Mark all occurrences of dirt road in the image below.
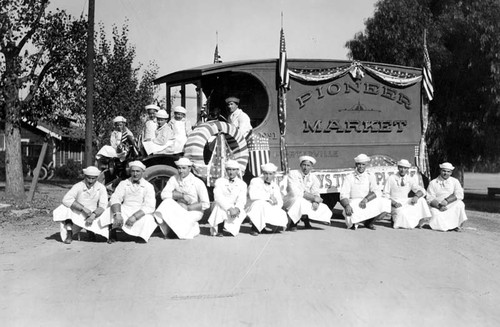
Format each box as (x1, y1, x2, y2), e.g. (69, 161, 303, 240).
(1, 177, 500, 326)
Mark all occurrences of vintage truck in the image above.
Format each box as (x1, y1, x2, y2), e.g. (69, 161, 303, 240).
(136, 59, 426, 206)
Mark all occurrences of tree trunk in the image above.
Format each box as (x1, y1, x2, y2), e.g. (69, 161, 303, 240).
(4, 55, 26, 200)
(453, 164, 465, 187)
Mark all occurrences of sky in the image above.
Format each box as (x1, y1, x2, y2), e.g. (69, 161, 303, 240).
(48, 0, 379, 79)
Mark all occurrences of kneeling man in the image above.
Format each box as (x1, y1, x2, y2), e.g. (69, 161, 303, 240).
(426, 162, 468, 231)
(53, 166, 108, 243)
(339, 154, 391, 230)
(208, 159, 247, 237)
(101, 161, 157, 242)
(245, 163, 288, 236)
(283, 156, 332, 231)
(154, 158, 210, 239)
(383, 159, 431, 229)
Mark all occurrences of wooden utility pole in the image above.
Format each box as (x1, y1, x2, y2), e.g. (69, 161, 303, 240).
(84, 0, 95, 167)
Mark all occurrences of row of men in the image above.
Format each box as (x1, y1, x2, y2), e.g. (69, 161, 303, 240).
(95, 96, 252, 162)
(53, 154, 468, 244)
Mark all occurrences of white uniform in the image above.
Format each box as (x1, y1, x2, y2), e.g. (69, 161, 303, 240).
(142, 119, 157, 141)
(208, 177, 247, 236)
(154, 173, 210, 239)
(426, 176, 468, 231)
(383, 174, 431, 229)
(100, 178, 157, 242)
(96, 128, 134, 161)
(53, 181, 109, 240)
(228, 108, 252, 136)
(143, 123, 174, 155)
(283, 170, 332, 224)
(245, 177, 288, 232)
(168, 119, 192, 154)
(340, 171, 391, 228)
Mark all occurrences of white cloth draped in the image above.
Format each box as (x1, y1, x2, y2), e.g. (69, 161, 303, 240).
(383, 174, 431, 229)
(53, 181, 109, 240)
(426, 176, 467, 231)
(245, 177, 288, 231)
(154, 173, 210, 239)
(100, 178, 157, 242)
(208, 177, 247, 236)
(283, 170, 332, 224)
(342, 198, 391, 228)
(340, 171, 390, 228)
(142, 123, 174, 155)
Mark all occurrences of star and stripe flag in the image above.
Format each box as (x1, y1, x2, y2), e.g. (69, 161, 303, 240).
(277, 21, 290, 173)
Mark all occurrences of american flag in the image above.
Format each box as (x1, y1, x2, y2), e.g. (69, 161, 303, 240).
(247, 134, 270, 177)
(213, 44, 222, 64)
(279, 27, 290, 89)
(278, 22, 290, 172)
(422, 29, 434, 102)
(207, 134, 233, 187)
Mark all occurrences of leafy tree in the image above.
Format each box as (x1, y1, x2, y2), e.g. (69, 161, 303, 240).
(92, 22, 159, 150)
(0, 0, 87, 199)
(345, 0, 500, 179)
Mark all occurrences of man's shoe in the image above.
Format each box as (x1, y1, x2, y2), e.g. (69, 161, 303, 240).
(289, 226, 297, 232)
(349, 224, 358, 230)
(303, 218, 312, 229)
(64, 230, 73, 244)
(215, 232, 223, 237)
(365, 224, 376, 230)
(250, 231, 259, 236)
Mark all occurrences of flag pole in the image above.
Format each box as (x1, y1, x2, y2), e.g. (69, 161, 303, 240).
(278, 13, 289, 173)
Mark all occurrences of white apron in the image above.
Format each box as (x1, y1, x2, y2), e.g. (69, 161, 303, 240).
(428, 200, 468, 231)
(100, 206, 158, 242)
(208, 205, 246, 236)
(342, 197, 391, 228)
(154, 198, 203, 239)
(287, 198, 332, 224)
(246, 200, 288, 232)
(53, 205, 109, 239)
(391, 197, 432, 229)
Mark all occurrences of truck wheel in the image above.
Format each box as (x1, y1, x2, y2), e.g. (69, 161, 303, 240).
(144, 165, 178, 206)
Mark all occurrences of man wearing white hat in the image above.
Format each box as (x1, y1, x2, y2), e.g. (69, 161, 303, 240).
(141, 104, 159, 143)
(100, 161, 157, 242)
(142, 109, 175, 155)
(208, 159, 247, 237)
(339, 154, 391, 230)
(53, 166, 108, 243)
(154, 157, 210, 239)
(383, 159, 431, 229)
(283, 155, 332, 231)
(426, 162, 468, 231)
(167, 106, 192, 154)
(245, 162, 288, 236)
(96, 116, 136, 163)
(226, 96, 252, 137)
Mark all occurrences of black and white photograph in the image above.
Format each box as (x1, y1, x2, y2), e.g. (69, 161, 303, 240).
(1, 0, 499, 326)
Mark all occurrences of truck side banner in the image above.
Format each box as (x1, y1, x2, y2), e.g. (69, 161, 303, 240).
(312, 166, 420, 194)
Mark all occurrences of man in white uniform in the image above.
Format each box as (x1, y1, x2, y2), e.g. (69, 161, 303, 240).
(154, 158, 210, 239)
(283, 155, 332, 231)
(167, 106, 192, 154)
(101, 161, 157, 243)
(208, 160, 247, 237)
(246, 163, 288, 236)
(142, 109, 174, 155)
(95, 116, 136, 162)
(226, 96, 252, 137)
(383, 159, 431, 229)
(53, 166, 108, 243)
(339, 154, 391, 230)
(142, 104, 159, 142)
(426, 162, 468, 231)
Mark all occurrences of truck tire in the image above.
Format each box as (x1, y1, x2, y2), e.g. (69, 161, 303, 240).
(144, 165, 178, 206)
(184, 121, 249, 172)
